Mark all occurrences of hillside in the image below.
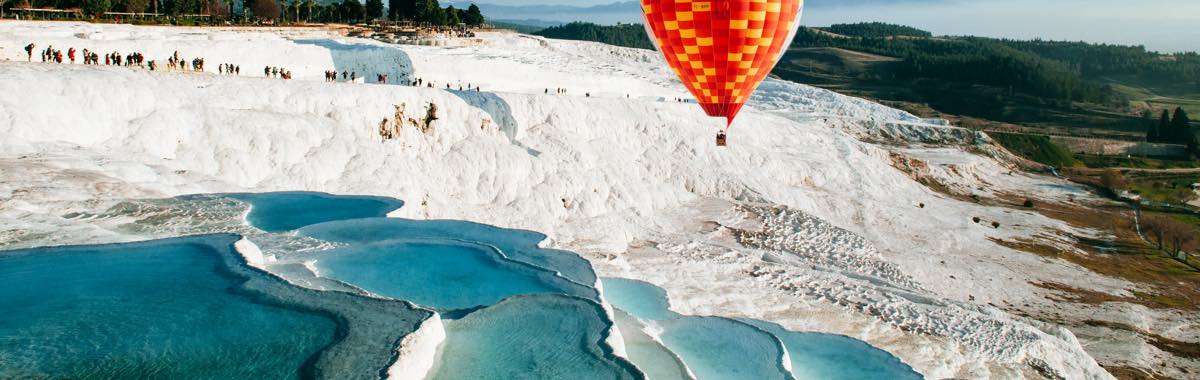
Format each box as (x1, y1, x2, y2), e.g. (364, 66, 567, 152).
(2, 21, 1198, 379)
(776, 23, 1200, 140)
(528, 21, 1200, 142)
(532, 21, 652, 50)
(823, 22, 932, 38)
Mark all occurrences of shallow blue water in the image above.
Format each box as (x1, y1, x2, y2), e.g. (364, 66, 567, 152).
(232, 192, 628, 378)
(316, 240, 583, 310)
(611, 309, 692, 380)
(741, 320, 923, 380)
(0, 236, 337, 379)
(661, 317, 792, 380)
(601, 277, 923, 380)
(600, 278, 788, 379)
(429, 295, 641, 380)
(1, 191, 923, 379)
(601, 277, 675, 321)
(298, 218, 599, 289)
(228, 192, 402, 232)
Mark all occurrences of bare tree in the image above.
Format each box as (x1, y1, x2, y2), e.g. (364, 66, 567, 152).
(1142, 215, 1167, 250)
(1100, 169, 1127, 194)
(1164, 222, 1195, 255)
(1144, 215, 1197, 255)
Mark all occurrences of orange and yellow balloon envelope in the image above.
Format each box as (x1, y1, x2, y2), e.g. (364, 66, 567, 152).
(641, 0, 804, 128)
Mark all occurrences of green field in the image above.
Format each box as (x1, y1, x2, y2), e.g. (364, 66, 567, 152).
(1130, 180, 1197, 204)
(1106, 76, 1200, 119)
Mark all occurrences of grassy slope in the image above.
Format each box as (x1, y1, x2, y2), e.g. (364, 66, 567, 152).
(773, 33, 1198, 139)
(988, 132, 1080, 167)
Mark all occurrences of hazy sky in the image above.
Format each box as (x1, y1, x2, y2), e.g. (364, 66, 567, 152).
(480, 0, 1200, 52)
(802, 0, 1200, 53)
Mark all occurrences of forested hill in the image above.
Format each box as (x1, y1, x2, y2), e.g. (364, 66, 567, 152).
(824, 22, 931, 38)
(779, 23, 1200, 130)
(532, 22, 654, 50)
(789, 26, 1115, 103)
(789, 23, 1200, 100)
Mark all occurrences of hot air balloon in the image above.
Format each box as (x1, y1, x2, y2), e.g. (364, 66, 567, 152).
(640, 0, 804, 145)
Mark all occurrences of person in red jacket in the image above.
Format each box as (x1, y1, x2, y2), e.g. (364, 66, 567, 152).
(68, 48, 76, 64)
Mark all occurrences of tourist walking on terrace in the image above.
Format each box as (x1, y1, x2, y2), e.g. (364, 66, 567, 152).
(25, 43, 34, 61)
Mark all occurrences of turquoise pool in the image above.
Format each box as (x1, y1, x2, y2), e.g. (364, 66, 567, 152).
(0, 192, 923, 379)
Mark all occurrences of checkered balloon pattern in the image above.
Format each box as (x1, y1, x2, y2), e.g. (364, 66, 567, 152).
(641, 0, 804, 128)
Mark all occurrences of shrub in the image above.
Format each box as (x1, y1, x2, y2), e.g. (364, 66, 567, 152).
(992, 221, 1001, 228)
(973, 217, 981, 223)
(1023, 199, 1034, 208)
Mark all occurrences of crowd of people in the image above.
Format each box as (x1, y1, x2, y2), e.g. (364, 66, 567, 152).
(164, 52, 205, 71)
(26, 43, 147, 69)
(80, 49, 101, 65)
(23, 42, 622, 101)
(22, 41, 513, 96)
(265, 66, 292, 79)
(23, 43, 224, 76)
(218, 63, 240, 75)
(113, 52, 146, 66)
(28, 43, 63, 63)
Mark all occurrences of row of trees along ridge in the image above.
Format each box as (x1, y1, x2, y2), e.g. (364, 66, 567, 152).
(4, 0, 484, 26)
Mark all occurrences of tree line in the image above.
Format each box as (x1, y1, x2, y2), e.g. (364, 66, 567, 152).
(823, 22, 931, 38)
(532, 22, 653, 50)
(384, 0, 481, 25)
(994, 39, 1200, 85)
(5, 0, 483, 25)
(790, 27, 1116, 104)
(1145, 107, 1193, 145)
(807, 22, 1200, 86)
